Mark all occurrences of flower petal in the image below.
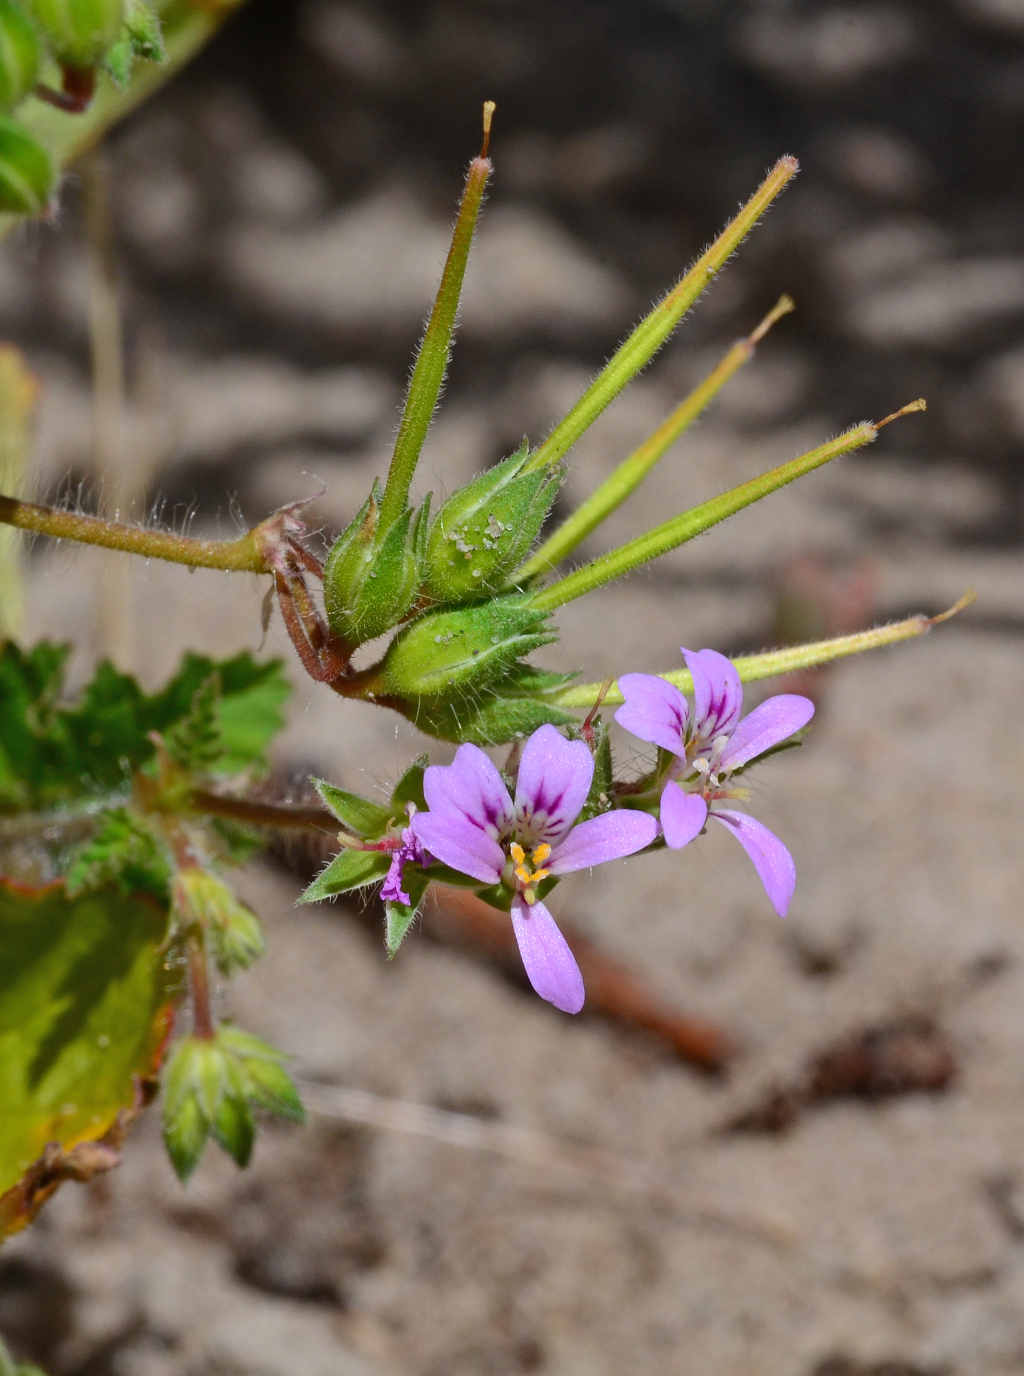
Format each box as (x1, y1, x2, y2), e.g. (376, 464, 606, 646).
(711, 809, 796, 916)
(659, 783, 707, 849)
(681, 647, 743, 742)
(514, 724, 593, 846)
(614, 673, 688, 756)
(548, 809, 658, 874)
(719, 694, 815, 772)
(411, 812, 504, 885)
(422, 743, 514, 839)
(510, 894, 585, 1014)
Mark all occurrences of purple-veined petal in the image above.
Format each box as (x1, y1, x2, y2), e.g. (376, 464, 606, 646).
(510, 894, 585, 1014)
(711, 809, 796, 917)
(547, 809, 658, 874)
(514, 724, 593, 846)
(614, 673, 688, 756)
(659, 782, 707, 849)
(422, 743, 513, 839)
(411, 812, 504, 885)
(719, 694, 815, 771)
(682, 647, 743, 742)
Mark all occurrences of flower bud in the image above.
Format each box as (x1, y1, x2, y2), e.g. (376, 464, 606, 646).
(25, 0, 123, 69)
(379, 597, 555, 702)
(0, 117, 53, 216)
(172, 868, 265, 975)
(162, 1028, 302, 1180)
(423, 446, 559, 603)
(0, 0, 41, 113)
(323, 484, 425, 647)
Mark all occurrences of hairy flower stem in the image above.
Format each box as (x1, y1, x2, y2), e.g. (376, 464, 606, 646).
(552, 592, 975, 710)
(378, 104, 494, 532)
(188, 789, 337, 833)
(530, 411, 926, 614)
(522, 158, 799, 476)
(520, 295, 795, 578)
(0, 493, 274, 571)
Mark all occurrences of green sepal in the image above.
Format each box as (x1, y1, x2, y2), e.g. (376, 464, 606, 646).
(298, 847, 392, 903)
(173, 870, 265, 975)
(217, 1026, 305, 1123)
(384, 865, 430, 958)
(161, 1037, 217, 1181)
(25, 0, 124, 67)
(408, 691, 575, 746)
(0, 116, 53, 217)
(471, 875, 556, 911)
(161, 1028, 304, 1180)
(567, 718, 614, 822)
(389, 755, 428, 814)
(99, 0, 164, 88)
(211, 1057, 255, 1168)
(65, 807, 172, 900)
(313, 778, 391, 838)
(0, 0, 41, 113)
(323, 485, 420, 647)
(423, 445, 559, 603)
(380, 597, 556, 702)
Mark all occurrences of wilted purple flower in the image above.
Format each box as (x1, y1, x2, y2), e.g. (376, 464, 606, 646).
(380, 824, 428, 907)
(614, 648, 814, 916)
(411, 724, 657, 1014)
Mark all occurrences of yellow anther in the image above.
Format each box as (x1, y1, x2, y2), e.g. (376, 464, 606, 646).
(515, 865, 531, 885)
(510, 842, 526, 865)
(532, 843, 551, 864)
(531, 868, 550, 884)
(524, 887, 537, 905)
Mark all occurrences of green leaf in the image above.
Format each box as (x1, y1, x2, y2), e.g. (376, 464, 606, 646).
(65, 807, 172, 900)
(385, 867, 430, 957)
(298, 848, 391, 903)
(0, 644, 290, 811)
(0, 881, 177, 1201)
(313, 779, 391, 837)
(164, 673, 222, 771)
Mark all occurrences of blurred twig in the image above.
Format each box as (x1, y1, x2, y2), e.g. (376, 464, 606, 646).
(298, 1078, 797, 1247)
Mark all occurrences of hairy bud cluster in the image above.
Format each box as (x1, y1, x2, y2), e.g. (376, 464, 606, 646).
(0, 0, 166, 215)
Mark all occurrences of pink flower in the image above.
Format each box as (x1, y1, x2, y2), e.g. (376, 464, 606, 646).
(411, 724, 657, 1013)
(380, 826, 428, 907)
(614, 648, 814, 916)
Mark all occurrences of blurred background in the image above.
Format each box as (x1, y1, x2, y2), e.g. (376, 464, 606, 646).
(1, 0, 1024, 1373)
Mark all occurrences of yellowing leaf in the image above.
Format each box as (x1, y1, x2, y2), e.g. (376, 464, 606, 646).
(0, 881, 178, 1213)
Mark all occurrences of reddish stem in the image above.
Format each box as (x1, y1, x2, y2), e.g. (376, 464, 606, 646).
(187, 933, 216, 1040)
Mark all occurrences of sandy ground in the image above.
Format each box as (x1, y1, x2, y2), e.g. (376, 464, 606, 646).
(2, 404, 1023, 1376)
(3, 6, 1024, 1362)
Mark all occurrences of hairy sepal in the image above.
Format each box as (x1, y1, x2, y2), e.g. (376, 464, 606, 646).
(423, 445, 559, 602)
(323, 485, 420, 647)
(162, 1028, 303, 1181)
(380, 597, 555, 702)
(299, 848, 392, 903)
(385, 866, 430, 958)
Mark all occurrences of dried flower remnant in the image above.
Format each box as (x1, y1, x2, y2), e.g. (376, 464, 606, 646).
(411, 725, 657, 1013)
(380, 821, 428, 908)
(615, 648, 814, 915)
